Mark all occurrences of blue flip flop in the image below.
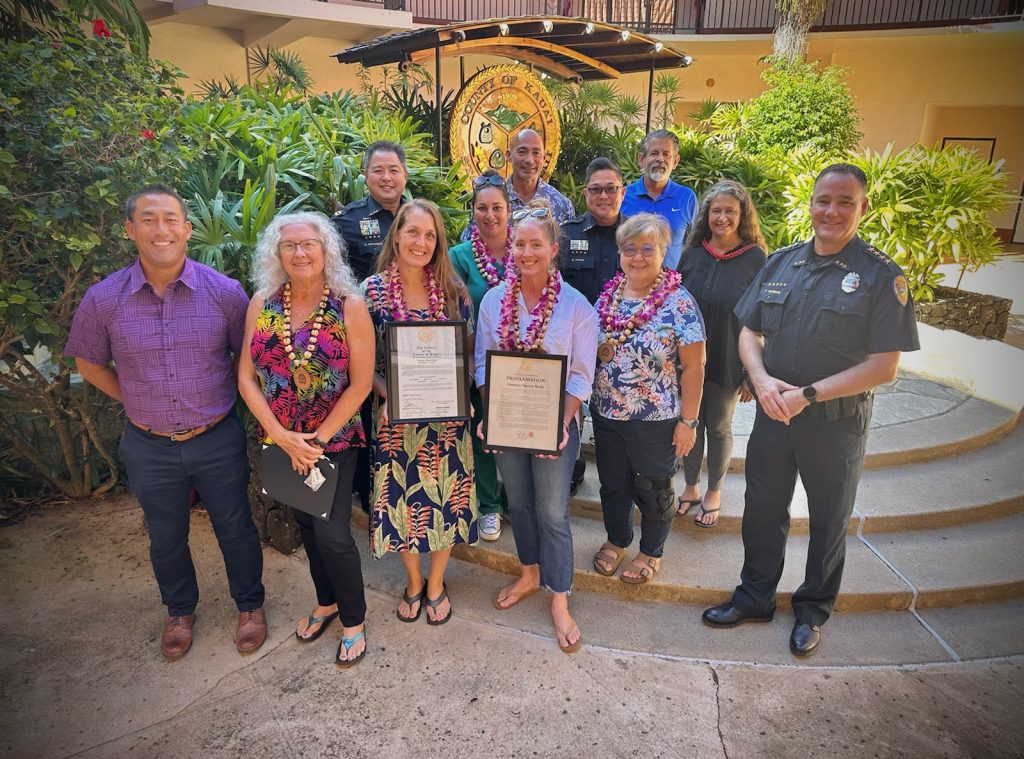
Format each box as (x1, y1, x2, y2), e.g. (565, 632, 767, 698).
(336, 629, 366, 668)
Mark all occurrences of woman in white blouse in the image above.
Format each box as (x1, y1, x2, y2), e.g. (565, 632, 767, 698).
(474, 203, 599, 654)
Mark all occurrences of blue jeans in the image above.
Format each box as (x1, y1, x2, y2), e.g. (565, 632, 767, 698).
(495, 421, 580, 593)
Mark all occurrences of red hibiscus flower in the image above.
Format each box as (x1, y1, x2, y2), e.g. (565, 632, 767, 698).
(92, 19, 112, 38)
(141, 130, 156, 140)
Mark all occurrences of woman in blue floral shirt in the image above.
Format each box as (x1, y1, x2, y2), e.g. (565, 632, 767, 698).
(591, 213, 706, 583)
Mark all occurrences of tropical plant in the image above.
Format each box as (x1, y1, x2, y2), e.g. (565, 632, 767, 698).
(1, 0, 150, 55)
(653, 73, 683, 129)
(736, 59, 861, 156)
(0, 14, 184, 497)
(780, 143, 1014, 301)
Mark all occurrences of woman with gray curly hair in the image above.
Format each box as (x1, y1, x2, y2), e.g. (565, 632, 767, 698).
(238, 210, 375, 668)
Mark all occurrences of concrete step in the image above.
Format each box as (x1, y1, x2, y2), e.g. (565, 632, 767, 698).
(580, 392, 1019, 472)
(404, 510, 1024, 613)
(570, 419, 1024, 535)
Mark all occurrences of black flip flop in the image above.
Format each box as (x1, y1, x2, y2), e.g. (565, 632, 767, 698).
(397, 580, 427, 623)
(295, 610, 339, 642)
(425, 583, 452, 626)
(677, 497, 702, 516)
(694, 505, 720, 528)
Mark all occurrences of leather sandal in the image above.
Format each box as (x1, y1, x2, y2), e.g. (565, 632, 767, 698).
(493, 585, 540, 611)
(677, 497, 702, 516)
(620, 553, 661, 585)
(295, 610, 338, 642)
(397, 580, 427, 622)
(592, 541, 627, 576)
(425, 583, 452, 626)
(336, 629, 366, 668)
(556, 623, 582, 655)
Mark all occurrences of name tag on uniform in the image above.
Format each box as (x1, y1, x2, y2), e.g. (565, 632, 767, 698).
(570, 239, 588, 251)
(359, 218, 381, 237)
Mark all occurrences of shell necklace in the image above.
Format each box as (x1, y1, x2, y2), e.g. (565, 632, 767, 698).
(470, 224, 514, 288)
(498, 267, 561, 352)
(282, 282, 330, 392)
(386, 262, 447, 321)
(595, 268, 681, 363)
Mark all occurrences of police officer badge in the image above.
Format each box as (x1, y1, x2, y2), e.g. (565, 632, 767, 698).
(841, 272, 860, 293)
(359, 218, 381, 237)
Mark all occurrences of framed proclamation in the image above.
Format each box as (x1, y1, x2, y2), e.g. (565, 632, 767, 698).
(385, 321, 470, 424)
(483, 350, 567, 455)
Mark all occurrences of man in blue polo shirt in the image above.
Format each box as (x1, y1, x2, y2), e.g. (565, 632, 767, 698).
(621, 129, 698, 269)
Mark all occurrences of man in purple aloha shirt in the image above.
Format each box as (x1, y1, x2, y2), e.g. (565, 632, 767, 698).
(65, 184, 267, 661)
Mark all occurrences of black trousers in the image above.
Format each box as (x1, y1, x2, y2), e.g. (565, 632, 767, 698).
(291, 448, 367, 627)
(352, 399, 374, 513)
(731, 398, 872, 626)
(119, 412, 265, 617)
(592, 412, 678, 558)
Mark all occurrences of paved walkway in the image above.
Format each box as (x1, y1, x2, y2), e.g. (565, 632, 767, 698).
(1, 495, 1021, 759)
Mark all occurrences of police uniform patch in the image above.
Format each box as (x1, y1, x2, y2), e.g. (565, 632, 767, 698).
(841, 272, 860, 293)
(570, 239, 588, 251)
(359, 218, 381, 237)
(893, 275, 909, 306)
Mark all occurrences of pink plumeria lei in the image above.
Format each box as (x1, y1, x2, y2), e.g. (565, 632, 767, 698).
(498, 267, 561, 352)
(470, 224, 514, 288)
(596, 268, 681, 336)
(385, 262, 447, 321)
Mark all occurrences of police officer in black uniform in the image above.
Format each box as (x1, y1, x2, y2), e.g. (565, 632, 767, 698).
(332, 140, 408, 282)
(332, 140, 409, 512)
(559, 157, 627, 304)
(702, 164, 920, 657)
(558, 157, 627, 493)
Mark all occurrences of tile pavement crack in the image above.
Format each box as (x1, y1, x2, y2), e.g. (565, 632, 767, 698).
(709, 664, 729, 759)
(59, 634, 294, 759)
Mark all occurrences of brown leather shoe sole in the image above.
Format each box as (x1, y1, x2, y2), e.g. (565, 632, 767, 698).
(235, 609, 267, 654)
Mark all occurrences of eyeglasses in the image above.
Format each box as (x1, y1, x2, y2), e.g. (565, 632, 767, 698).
(620, 244, 659, 258)
(512, 208, 551, 221)
(279, 239, 322, 255)
(472, 174, 505, 189)
(585, 184, 622, 196)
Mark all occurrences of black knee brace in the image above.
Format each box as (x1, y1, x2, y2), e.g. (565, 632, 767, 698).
(633, 473, 676, 522)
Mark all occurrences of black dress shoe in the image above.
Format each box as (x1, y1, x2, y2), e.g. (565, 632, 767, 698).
(790, 622, 821, 656)
(702, 603, 774, 628)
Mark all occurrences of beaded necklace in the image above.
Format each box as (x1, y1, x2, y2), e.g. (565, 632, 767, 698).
(498, 267, 561, 352)
(702, 239, 758, 261)
(385, 262, 447, 321)
(595, 268, 681, 363)
(282, 282, 330, 392)
(470, 224, 514, 288)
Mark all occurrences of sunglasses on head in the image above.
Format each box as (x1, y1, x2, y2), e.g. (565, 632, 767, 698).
(512, 208, 551, 221)
(472, 174, 505, 189)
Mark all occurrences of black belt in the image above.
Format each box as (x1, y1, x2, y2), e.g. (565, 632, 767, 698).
(802, 392, 872, 421)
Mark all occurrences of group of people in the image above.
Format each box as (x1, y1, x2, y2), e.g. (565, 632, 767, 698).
(65, 125, 918, 667)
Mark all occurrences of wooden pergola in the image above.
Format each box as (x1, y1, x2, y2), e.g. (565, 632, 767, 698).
(333, 16, 693, 162)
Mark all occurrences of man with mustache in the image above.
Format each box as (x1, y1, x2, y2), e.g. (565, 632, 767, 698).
(621, 130, 697, 270)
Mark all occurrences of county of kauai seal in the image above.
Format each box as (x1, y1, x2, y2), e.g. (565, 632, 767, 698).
(449, 65, 561, 188)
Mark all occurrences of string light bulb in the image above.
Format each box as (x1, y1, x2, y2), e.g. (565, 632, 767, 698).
(542, 19, 553, 32)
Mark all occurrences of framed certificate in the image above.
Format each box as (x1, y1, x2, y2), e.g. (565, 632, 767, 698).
(385, 320, 470, 424)
(483, 350, 567, 455)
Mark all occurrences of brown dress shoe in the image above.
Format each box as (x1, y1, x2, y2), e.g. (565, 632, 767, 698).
(161, 614, 196, 661)
(235, 608, 267, 654)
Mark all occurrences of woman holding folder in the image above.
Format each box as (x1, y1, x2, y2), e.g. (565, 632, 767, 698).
(474, 201, 599, 654)
(239, 211, 374, 668)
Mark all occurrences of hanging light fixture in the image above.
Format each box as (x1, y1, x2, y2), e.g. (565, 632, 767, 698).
(583, 22, 594, 34)
(542, 19, 553, 33)
(499, 23, 510, 36)
(620, 29, 631, 42)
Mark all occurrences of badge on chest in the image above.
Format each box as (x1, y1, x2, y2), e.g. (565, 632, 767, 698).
(359, 218, 381, 237)
(841, 272, 860, 293)
(570, 239, 588, 251)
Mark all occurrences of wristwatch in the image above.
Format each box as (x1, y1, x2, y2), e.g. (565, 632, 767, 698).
(802, 385, 818, 404)
(678, 417, 699, 429)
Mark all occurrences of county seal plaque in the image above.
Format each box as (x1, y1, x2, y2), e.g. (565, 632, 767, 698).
(449, 64, 561, 188)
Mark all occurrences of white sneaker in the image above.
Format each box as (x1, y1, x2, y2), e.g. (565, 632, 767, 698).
(479, 513, 501, 541)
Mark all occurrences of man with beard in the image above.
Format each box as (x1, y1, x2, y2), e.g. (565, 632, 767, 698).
(621, 129, 697, 270)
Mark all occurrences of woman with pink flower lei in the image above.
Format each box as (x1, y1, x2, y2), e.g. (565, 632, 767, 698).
(474, 202, 598, 654)
(590, 213, 706, 584)
(447, 170, 514, 542)
(362, 199, 477, 626)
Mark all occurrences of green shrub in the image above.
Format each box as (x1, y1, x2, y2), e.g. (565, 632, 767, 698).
(0, 15, 184, 497)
